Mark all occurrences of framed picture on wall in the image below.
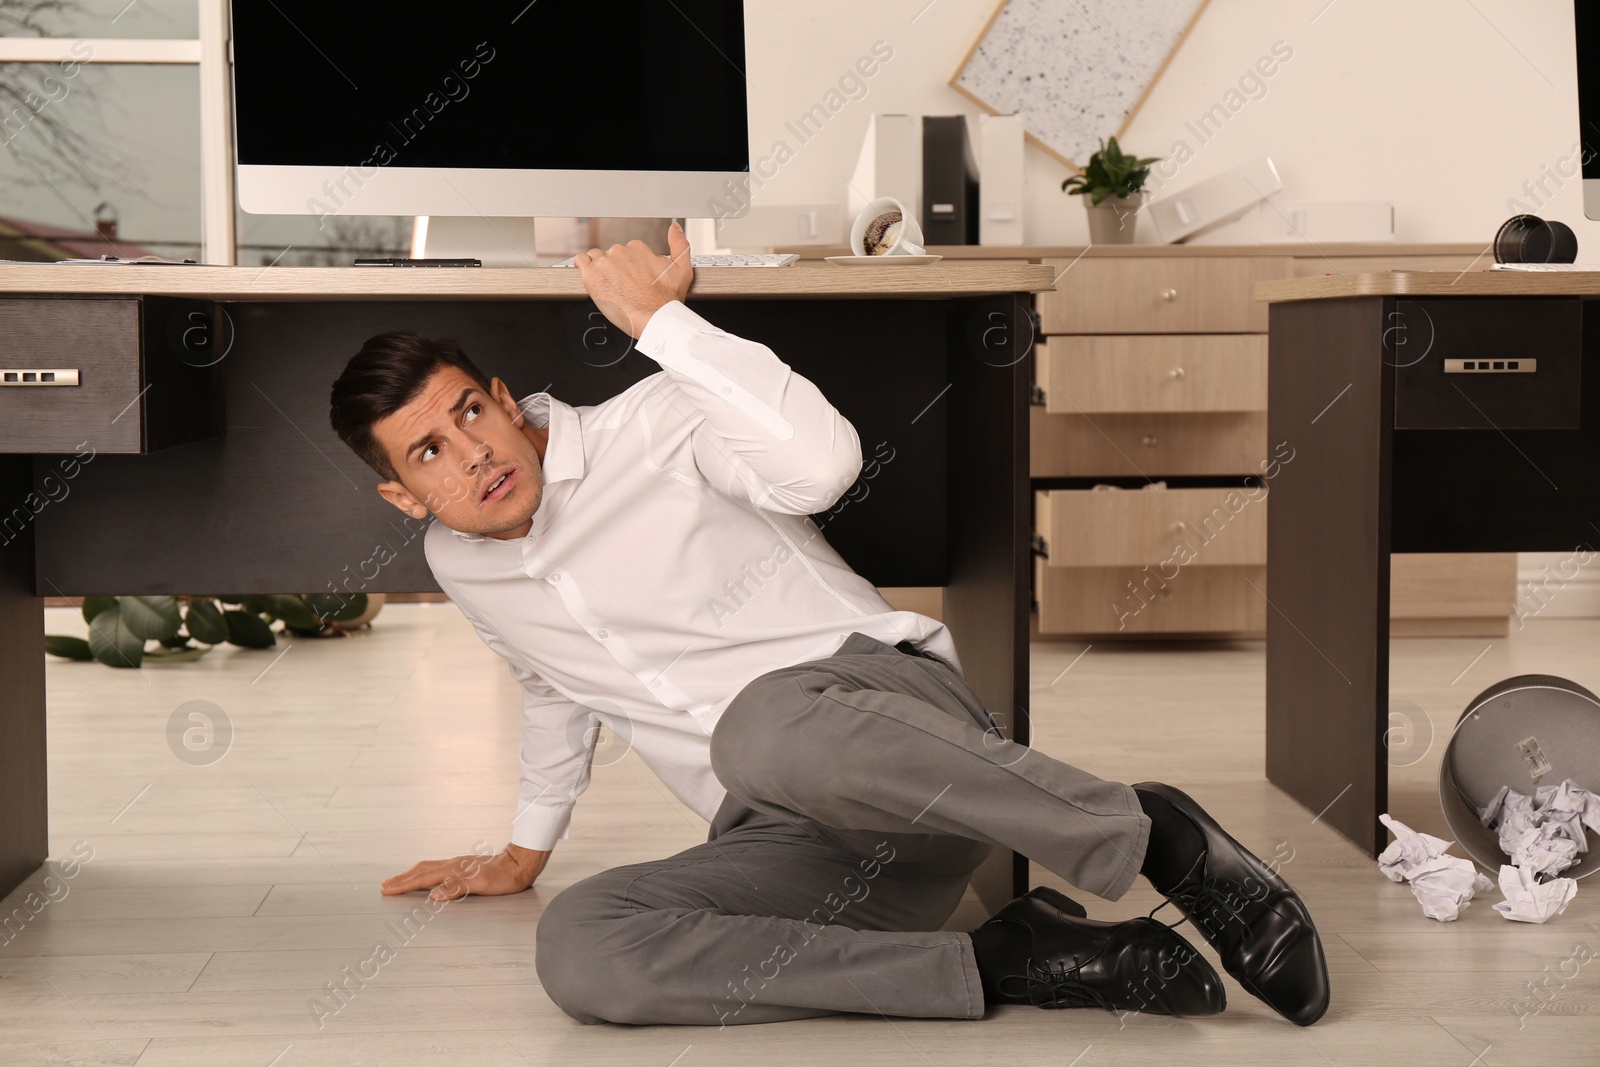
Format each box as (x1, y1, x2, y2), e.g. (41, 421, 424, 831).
(950, 0, 1211, 171)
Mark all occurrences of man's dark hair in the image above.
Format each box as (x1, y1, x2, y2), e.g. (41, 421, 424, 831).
(329, 331, 495, 483)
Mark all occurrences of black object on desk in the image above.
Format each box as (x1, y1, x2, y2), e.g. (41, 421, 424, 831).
(353, 257, 483, 267)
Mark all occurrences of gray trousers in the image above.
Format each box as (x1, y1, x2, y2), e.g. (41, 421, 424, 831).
(534, 631, 1151, 1025)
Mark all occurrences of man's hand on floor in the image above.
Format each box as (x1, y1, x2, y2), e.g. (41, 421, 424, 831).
(380, 841, 550, 900)
(572, 220, 693, 339)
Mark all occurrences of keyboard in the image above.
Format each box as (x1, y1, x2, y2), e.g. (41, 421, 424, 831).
(1489, 263, 1600, 271)
(548, 252, 799, 268)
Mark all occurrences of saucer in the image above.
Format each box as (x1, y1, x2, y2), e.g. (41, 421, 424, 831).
(824, 254, 944, 266)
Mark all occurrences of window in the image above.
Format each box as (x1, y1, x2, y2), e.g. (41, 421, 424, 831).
(0, 61, 201, 260)
(0, 0, 412, 265)
(10, 0, 200, 39)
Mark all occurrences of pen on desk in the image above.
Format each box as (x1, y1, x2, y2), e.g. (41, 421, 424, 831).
(353, 257, 483, 267)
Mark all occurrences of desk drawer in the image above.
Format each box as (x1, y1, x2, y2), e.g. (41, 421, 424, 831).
(1038, 256, 1290, 334)
(1390, 553, 1516, 636)
(1390, 297, 1582, 430)
(1031, 406, 1267, 477)
(0, 297, 224, 454)
(1034, 557, 1267, 635)
(1036, 335, 1267, 414)
(1036, 487, 1267, 568)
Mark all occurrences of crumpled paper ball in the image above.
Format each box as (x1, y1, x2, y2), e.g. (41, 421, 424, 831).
(1406, 855, 1494, 922)
(1378, 813, 1454, 882)
(1378, 814, 1493, 921)
(1479, 779, 1600, 879)
(1492, 863, 1576, 923)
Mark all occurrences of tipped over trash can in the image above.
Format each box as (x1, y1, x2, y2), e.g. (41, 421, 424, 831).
(1437, 674, 1600, 879)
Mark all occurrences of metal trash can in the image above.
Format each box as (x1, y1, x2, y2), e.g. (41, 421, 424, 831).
(1437, 674, 1600, 879)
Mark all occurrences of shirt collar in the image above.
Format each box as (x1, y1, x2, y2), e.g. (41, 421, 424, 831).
(449, 392, 583, 543)
(520, 392, 585, 485)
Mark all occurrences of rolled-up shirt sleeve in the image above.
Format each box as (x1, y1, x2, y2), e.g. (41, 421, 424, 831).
(636, 298, 863, 514)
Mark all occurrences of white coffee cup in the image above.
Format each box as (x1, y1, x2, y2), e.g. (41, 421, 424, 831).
(850, 196, 926, 257)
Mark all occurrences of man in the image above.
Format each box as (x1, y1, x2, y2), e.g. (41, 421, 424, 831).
(328, 222, 1330, 1027)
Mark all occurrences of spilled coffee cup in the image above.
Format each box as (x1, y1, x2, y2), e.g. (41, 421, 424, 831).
(850, 196, 926, 257)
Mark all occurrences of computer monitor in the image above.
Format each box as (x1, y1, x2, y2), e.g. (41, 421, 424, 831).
(1578, 1, 1600, 219)
(231, 1, 751, 220)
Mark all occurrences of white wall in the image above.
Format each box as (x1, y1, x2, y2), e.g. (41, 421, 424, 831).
(743, 0, 1590, 247)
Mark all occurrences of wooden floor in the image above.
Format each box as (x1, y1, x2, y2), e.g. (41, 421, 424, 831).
(3, 604, 1597, 1065)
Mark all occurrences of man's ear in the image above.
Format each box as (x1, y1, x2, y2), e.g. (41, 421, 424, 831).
(377, 479, 430, 519)
(490, 376, 524, 425)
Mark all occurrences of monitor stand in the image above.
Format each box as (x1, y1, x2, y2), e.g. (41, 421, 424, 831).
(415, 216, 695, 265)
(411, 215, 542, 266)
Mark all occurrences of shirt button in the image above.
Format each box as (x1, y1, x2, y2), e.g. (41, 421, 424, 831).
(650, 680, 661, 688)
(596, 629, 608, 640)
(548, 572, 562, 583)
(720, 385, 732, 394)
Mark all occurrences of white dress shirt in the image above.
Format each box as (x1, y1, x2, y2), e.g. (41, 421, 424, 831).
(423, 299, 959, 852)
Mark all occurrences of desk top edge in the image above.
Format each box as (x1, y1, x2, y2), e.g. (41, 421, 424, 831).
(1256, 270, 1600, 301)
(783, 241, 1489, 260)
(0, 262, 1057, 300)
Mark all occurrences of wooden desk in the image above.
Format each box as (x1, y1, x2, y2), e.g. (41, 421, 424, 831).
(0, 262, 1053, 909)
(1254, 269, 1598, 855)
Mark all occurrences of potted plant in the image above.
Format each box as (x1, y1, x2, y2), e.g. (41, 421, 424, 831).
(45, 593, 383, 668)
(1061, 136, 1163, 244)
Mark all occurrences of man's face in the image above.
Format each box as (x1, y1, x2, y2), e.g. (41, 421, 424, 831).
(372, 366, 547, 540)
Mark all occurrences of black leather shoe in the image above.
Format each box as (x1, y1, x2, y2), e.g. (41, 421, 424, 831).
(1134, 781, 1331, 1026)
(976, 886, 1225, 1016)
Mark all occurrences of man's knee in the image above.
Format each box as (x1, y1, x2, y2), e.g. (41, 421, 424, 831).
(709, 672, 811, 796)
(535, 873, 638, 1024)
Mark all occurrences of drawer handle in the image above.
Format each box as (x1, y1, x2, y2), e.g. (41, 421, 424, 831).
(1169, 367, 1186, 379)
(1160, 288, 1179, 302)
(2, 369, 79, 386)
(1142, 434, 1159, 448)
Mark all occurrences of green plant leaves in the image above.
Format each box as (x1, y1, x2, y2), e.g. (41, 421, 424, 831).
(120, 596, 183, 643)
(53, 591, 356, 668)
(48, 591, 367, 668)
(306, 592, 367, 624)
(86, 602, 145, 668)
(268, 594, 326, 636)
(183, 599, 229, 645)
(223, 609, 276, 648)
(144, 645, 211, 663)
(1061, 135, 1163, 204)
(44, 635, 93, 660)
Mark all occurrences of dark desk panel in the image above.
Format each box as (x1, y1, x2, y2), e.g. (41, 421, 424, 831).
(33, 299, 950, 595)
(1392, 298, 1597, 554)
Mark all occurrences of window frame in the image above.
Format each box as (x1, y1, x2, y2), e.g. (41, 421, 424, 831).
(0, 0, 235, 264)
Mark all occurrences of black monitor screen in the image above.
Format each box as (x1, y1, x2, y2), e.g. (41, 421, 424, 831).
(1578, 1, 1600, 178)
(231, 1, 750, 173)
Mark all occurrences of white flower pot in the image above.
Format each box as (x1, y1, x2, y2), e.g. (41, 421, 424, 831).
(1083, 192, 1145, 244)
